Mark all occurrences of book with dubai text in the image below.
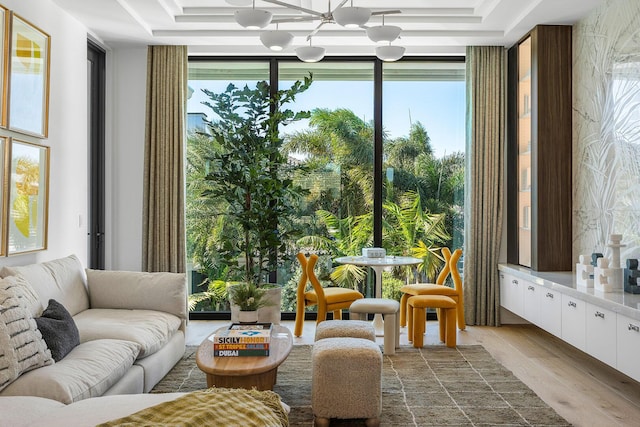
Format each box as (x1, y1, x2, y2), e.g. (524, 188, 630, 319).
(212, 323, 272, 357)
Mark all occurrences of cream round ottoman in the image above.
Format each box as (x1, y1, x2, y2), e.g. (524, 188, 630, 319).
(348, 298, 400, 354)
(314, 319, 376, 342)
(312, 337, 382, 427)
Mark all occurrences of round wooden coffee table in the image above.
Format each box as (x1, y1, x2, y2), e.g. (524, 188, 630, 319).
(196, 324, 293, 391)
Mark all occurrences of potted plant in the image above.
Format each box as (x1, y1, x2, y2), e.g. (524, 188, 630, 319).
(198, 74, 313, 323)
(228, 282, 272, 323)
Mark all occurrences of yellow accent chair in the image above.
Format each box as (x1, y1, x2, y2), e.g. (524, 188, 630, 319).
(399, 247, 465, 331)
(294, 253, 364, 337)
(406, 249, 464, 348)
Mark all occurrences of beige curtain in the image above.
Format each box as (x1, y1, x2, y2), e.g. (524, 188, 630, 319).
(463, 46, 505, 326)
(142, 45, 187, 273)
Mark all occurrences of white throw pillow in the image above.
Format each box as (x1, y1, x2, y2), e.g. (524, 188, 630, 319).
(0, 279, 54, 392)
(2, 274, 44, 317)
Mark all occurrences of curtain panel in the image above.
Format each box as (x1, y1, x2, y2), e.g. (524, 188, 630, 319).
(464, 46, 506, 326)
(143, 45, 187, 273)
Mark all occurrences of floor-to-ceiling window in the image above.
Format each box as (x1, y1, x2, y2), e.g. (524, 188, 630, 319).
(186, 57, 464, 319)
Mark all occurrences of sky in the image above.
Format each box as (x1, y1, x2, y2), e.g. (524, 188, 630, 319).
(188, 78, 465, 159)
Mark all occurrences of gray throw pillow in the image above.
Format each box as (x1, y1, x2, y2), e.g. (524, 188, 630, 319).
(35, 299, 80, 362)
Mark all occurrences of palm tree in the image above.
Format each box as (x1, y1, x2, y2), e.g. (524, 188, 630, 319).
(285, 108, 375, 218)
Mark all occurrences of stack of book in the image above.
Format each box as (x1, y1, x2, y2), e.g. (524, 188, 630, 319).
(212, 323, 272, 357)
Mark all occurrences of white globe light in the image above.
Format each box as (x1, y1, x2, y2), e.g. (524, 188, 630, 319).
(234, 9, 273, 29)
(333, 6, 371, 28)
(366, 25, 401, 43)
(296, 46, 326, 62)
(260, 30, 294, 51)
(375, 45, 405, 62)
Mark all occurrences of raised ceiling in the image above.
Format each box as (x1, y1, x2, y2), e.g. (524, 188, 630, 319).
(52, 0, 605, 56)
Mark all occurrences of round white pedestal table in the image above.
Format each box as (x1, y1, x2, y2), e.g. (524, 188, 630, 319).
(335, 255, 422, 336)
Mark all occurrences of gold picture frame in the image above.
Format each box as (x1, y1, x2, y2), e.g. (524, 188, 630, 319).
(6, 138, 49, 255)
(0, 136, 7, 256)
(7, 13, 50, 138)
(0, 6, 9, 128)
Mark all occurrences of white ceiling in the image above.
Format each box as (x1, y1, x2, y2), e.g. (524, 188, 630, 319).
(51, 0, 605, 56)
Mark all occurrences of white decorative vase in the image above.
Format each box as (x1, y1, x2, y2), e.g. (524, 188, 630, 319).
(237, 310, 258, 323)
(258, 287, 282, 325)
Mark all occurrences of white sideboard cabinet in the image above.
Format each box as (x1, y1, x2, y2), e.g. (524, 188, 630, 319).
(586, 303, 616, 367)
(498, 264, 640, 383)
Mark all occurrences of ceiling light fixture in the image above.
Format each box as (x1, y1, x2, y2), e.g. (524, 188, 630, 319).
(375, 44, 406, 62)
(333, 1, 371, 28)
(260, 24, 294, 51)
(234, 0, 272, 29)
(366, 15, 401, 43)
(295, 38, 325, 62)
(226, 0, 252, 6)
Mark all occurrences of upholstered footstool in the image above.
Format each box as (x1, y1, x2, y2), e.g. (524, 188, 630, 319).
(348, 298, 400, 354)
(314, 319, 376, 342)
(312, 337, 382, 427)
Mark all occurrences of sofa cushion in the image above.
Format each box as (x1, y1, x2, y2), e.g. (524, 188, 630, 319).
(0, 395, 66, 427)
(0, 279, 54, 392)
(85, 269, 187, 321)
(0, 255, 89, 316)
(0, 339, 140, 404)
(73, 309, 181, 358)
(25, 393, 186, 427)
(35, 299, 80, 362)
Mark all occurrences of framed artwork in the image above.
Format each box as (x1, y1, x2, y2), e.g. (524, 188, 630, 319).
(0, 6, 8, 128)
(7, 13, 50, 138)
(0, 137, 6, 256)
(6, 138, 49, 255)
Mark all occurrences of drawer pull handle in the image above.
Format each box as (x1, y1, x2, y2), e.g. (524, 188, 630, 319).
(568, 301, 577, 308)
(500, 274, 504, 279)
(512, 279, 519, 285)
(528, 286, 535, 291)
(629, 324, 640, 332)
(594, 311, 605, 318)
(546, 292, 554, 299)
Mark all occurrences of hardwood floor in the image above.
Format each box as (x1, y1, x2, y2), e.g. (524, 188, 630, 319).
(186, 320, 640, 426)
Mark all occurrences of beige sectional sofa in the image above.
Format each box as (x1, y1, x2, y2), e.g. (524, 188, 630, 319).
(0, 392, 187, 427)
(0, 254, 187, 405)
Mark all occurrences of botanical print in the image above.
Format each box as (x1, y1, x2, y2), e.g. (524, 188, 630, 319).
(8, 14, 49, 138)
(573, 0, 640, 263)
(7, 139, 48, 254)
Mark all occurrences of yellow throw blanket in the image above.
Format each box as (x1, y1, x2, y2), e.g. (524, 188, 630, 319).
(98, 388, 289, 427)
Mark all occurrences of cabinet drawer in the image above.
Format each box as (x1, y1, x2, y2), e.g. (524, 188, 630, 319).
(522, 282, 540, 325)
(538, 289, 561, 337)
(500, 273, 524, 316)
(561, 294, 586, 351)
(586, 304, 616, 367)
(617, 314, 640, 382)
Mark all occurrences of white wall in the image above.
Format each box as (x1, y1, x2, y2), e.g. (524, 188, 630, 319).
(0, 0, 89, 269)
(572, 0, 640, 263)
(0, 0, 150, 272)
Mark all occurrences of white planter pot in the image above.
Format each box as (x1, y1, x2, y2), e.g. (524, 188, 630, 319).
(237, 310, 258, 323)
(230, 286, 282, 325)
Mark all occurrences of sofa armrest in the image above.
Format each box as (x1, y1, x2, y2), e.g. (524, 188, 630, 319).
(85, 269, 187, 325)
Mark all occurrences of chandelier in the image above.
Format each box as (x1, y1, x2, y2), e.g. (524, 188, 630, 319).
(229, 0, 405, 62)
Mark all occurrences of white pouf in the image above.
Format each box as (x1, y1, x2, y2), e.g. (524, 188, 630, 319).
(314, 319, 376, 342)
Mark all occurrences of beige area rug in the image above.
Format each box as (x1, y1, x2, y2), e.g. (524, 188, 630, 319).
(152, 345, 571, 426)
